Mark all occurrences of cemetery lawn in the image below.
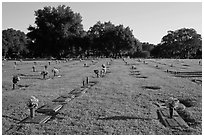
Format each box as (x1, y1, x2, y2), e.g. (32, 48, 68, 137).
(2, 58, 202, 135)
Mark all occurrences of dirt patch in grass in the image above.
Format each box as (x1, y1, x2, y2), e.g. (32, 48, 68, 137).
(182, 64, 190, 67)
(17, 84, 31, 90)
(142, 86, 161, 90)
(129, 73, 140, 76)
(136, 76, 148, 79)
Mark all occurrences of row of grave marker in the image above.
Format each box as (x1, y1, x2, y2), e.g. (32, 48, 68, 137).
(20, 59, 113, 124)
(125, 58, 191, 129)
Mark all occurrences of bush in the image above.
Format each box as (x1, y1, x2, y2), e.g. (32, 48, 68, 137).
(176, 109, 195, 123)
(130, 51, 150, 58)
(179, 98, 197, 107)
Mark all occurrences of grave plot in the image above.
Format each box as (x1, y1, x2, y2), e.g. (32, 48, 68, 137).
(36, 103, 64, 114)
(167, 71, 202, 85)
(20, 78, 98, 125)
(157, 108, 189, 129)
(2, 59, 202, 135)
(154, 96, 200, 131)
(18, 73, 42, 80)
(129, 68, 148, 79)
(170, 71, 202, 78)
(20, 114, 52, 124)
(141, 59, 202, 86)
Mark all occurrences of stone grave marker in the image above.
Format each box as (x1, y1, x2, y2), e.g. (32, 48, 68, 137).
(21, 115, 52, 124)
(36, 103, 63, 114)
(157, 107, 189, 129)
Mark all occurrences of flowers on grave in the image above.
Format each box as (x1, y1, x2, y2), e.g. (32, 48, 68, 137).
(41, 70, 48, 75)
(52, 68, 59, 76)
(12, 75, 20, 84)
(41, 70, 49, 79)
(27, 96, 39, 109)
(165, 97, 179, 109)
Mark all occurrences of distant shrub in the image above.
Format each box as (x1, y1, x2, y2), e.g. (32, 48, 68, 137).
(176, 109, 195, 123)
(179, 98, 197, 107)
(140, 51, 150, 58)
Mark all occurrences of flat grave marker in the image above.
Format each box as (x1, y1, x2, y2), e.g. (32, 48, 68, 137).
(36, 103, 63, 114)
(157, 108, 189, 129)
(20, 115, 52, 124)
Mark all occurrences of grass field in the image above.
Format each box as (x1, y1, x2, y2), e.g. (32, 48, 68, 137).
(2, 58, 202, 135)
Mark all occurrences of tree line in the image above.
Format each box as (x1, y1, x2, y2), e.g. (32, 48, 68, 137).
(2, 5, 202, 59)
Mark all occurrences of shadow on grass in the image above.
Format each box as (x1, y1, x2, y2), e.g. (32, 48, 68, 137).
(97, 116, 152, 121)
(17, 84, 30, 88)
(142, 86, 161, 90)
(2, 115, 21, 122)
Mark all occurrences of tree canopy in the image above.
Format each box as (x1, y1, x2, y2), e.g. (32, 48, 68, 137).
(3, 5, 202, 59)
(87, 21, 142, 57)
(27, 5, 84, 58)
(151, 28, 202, 58)
(2, 28, 29, 58)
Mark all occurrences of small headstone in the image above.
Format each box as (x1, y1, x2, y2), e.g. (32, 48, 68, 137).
(41, 70, 48, 79)
(199, 61, 201, 65)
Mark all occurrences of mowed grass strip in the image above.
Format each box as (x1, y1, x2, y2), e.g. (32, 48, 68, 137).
(2, 59, 202, 135)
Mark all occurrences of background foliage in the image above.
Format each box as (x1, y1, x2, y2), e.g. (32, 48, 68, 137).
(2, 5, 202, 59)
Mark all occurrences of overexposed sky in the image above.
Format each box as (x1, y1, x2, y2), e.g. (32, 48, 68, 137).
(2, 2, 202, 44)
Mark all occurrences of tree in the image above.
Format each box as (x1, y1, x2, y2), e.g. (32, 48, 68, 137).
(87, 21, 141, 57)
(152, 28, 202, 58)
(27, 5, 84, 58)
(142, 42, 155, 52)
(2, 28, 29, 58)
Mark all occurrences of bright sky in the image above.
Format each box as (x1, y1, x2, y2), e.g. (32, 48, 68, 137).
(2, 1, 202, 44)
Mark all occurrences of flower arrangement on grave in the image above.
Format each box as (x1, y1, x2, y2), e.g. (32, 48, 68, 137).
(12, 75, 20, 89)
(52, 68, 59, 76)
(41, 70, 48, 79)
(26, 96, 39, 109)
(165, 97, 180, 118)
(12, 75, 20, 84)
(165, 97, 179, 108)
